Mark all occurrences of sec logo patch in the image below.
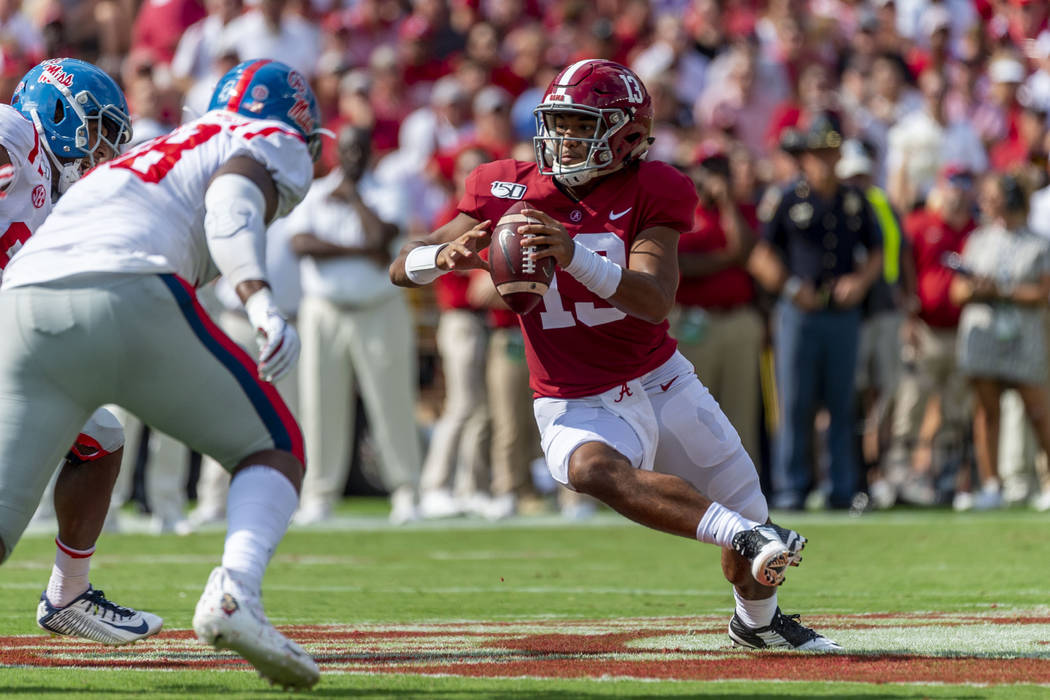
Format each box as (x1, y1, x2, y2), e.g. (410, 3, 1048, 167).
(31, 185, 46, 209)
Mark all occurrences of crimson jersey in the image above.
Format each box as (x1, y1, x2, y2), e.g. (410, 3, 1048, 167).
(458, 159, 697, 398)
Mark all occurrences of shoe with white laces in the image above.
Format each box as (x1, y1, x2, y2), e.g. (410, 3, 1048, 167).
(731, 524, 805, 587)
(193, 567, 319, 690)
(37, 586, 163, 645)
(728, 608, 842, 651)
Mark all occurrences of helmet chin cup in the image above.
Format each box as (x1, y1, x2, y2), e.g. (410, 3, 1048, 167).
(55, 161, 81, 195)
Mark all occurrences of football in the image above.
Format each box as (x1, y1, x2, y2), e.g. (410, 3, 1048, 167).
(488, 200, 556, 314)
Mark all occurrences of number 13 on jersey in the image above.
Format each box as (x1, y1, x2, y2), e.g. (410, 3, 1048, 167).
(538, 232, 627, 329)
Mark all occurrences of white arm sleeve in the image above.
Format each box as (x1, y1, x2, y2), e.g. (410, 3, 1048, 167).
(204, 173, 268, 288)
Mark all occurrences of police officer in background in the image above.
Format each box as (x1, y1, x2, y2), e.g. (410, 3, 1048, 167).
(749, 113, 884, 510)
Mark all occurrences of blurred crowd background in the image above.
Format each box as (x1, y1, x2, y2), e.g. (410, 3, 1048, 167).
(12, 0, 1050, 530)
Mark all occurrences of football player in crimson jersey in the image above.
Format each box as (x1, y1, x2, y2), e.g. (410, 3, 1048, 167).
(392, 59, 839, 650)
(0, 58, 163, 646)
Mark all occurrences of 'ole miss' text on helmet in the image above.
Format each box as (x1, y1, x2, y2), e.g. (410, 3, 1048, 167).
(533, 59, 654, 187)
(208, 59, 325, 161)
(12, 58, 132, 195)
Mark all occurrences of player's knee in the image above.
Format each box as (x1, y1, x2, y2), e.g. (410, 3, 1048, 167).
(567, 449, 629, 501)
(235, 449, 305, 493)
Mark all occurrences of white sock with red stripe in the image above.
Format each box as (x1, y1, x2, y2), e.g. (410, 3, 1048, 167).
(47, 538, 93, 607)
(695, 502, 760, 548)
(221, 465, 298, 594)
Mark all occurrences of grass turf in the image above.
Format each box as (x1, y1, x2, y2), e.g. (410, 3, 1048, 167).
(2, 502, 1047, 697)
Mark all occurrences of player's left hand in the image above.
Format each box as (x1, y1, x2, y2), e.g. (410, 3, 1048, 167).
(436, 219, 492, 272)
(519, 208, 574, 268)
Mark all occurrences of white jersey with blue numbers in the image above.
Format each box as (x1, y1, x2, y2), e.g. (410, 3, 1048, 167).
(0, 104, 53, 273)
(3, 109, 312, 290)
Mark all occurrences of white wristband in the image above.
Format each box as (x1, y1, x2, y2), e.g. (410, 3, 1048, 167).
(405, 243, 450, 285)
(563, 241, 623, 298)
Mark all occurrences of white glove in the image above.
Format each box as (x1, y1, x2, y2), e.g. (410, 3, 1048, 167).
(244, 288, 299, 383)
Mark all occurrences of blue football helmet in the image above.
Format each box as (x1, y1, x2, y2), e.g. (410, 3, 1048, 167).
(208, 59, 324, 161)
(12, 58, 132, 194)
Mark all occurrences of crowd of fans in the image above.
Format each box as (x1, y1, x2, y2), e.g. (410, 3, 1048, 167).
(10, 0, 1050, 525)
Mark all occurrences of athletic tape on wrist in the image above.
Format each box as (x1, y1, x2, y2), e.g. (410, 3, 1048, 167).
(563, 241, 622, 298)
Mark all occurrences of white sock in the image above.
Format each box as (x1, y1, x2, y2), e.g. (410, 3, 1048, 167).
(221, 465, 299, 594)
(734, 588, 778, 628)
(47, 538, 93, 607)
(695, 502, 760, 548)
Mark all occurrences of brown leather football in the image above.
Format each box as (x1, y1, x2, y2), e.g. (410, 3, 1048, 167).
(488, 200, 555, 314)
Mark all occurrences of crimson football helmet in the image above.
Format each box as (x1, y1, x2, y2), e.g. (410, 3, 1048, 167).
(533, 59, 654, 187)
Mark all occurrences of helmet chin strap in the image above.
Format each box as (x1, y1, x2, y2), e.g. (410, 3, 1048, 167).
(27, 108, 83, 196)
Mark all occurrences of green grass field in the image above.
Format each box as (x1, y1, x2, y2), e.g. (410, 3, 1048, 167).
(3, 502, 1050, 697)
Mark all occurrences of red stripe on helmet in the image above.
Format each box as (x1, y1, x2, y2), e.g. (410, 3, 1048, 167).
(225, 59, 272, 113)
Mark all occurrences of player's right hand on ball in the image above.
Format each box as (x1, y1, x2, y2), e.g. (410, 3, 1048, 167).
(437, 219, 491, 272)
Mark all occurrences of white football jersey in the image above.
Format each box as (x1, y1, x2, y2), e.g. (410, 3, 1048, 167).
(0, 104, 53, 273)
(3, 110, 313, 290)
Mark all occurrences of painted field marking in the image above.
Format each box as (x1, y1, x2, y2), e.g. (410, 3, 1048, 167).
(5, 612, 1050, 684)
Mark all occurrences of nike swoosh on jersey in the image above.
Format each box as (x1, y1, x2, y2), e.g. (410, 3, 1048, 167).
(101, 619, 150, 634)
(609, 207, 632, 220)
(659, 376, 679, 392)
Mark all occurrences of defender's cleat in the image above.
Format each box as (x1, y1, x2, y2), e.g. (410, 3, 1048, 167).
(37, 586, 163, 645)
(193, 566, 320, 690)
(729, 608, 842, 651)
(731, 524, 805, 586)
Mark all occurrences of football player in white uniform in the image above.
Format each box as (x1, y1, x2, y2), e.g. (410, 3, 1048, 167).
(1, 58, 163, 645)
(0, 58, 324, 690)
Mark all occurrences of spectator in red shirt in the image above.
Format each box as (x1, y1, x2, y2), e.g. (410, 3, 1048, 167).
(461, 21, 530, 96)
(884, 165, 977, 505)
(131, 0, 206, 68)
(673, 142, 763, 464)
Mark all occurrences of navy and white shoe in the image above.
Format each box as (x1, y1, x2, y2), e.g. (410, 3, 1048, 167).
(731, 523, 805, 586)
(729, 607, 842, 651)
(37, 586, 163, 645)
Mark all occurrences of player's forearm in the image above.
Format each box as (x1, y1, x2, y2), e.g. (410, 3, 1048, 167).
(679, 250, 737, 278)
(390, 239, 436, 288)
(607, 269, 677, 324)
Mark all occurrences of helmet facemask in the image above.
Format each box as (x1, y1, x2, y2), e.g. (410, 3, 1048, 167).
(533, 103, 630, 187)
(28, 83, 132, 195)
